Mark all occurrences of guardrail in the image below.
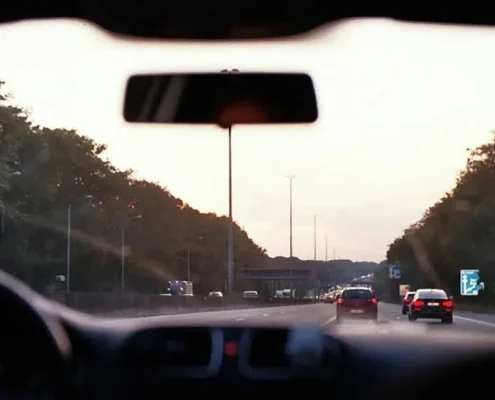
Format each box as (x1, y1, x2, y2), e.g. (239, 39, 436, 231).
(42, 293, 321, 316)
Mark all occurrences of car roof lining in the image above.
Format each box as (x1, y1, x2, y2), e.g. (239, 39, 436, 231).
(0, 2, 493, 40)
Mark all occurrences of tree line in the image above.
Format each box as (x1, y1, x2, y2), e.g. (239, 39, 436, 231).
(0, 80, 267, 294)
(379, 132, 495, 305)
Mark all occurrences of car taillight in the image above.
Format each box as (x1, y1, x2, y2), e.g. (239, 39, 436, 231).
(404, 298, 411, 304)
(369, 298, 377, 304)
(337, 298, 343, 305)
(412, 300, 424, 307)
(442, 300, 453, 308)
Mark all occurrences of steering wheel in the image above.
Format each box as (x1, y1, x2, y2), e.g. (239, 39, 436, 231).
(0, 270, 72, 398)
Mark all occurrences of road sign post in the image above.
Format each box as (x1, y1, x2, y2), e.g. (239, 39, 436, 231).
(389, 262, 401, 279)
(460, 269, 484, 296)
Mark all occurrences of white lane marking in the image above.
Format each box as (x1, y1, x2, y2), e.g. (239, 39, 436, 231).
(382, 302, 495, 327)
(262, 314, 269, 317)
(140, 305, 310, 320)
(382, 304, 495, 328)
(320, 316, 336, 327)
(236, 318, 245, 322)
(454, 315, 495, 327)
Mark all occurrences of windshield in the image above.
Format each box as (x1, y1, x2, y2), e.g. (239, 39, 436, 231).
(1, 19, 495, 333)
(416, 290, 448, 300)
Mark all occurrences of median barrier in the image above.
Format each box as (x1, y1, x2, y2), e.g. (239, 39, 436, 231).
(42, 292, 321, 316)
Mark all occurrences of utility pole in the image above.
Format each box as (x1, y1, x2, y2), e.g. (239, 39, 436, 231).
(287, 175, 295, 258)
(325, 235, 328, 261)
(187, 246, 191, 281)
(221, 68, 239, 295)
(121, 227, 125, 290)
(313, 214, 317, 261)
(227, 124, 234, 294)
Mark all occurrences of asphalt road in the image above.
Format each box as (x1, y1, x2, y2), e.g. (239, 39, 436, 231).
(139, 302, 495, 334)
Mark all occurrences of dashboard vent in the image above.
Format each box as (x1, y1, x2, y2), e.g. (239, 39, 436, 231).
(124, 327, 213, 367)
(248, 328, 289, 368)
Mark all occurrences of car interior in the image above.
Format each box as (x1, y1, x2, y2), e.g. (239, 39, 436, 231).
(0, 270, 493, 400)
(1, 3, 495, 400)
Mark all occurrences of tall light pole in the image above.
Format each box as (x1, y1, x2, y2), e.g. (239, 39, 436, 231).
(121, 215, 142, 291)
(313, 214, 317, 261)
(187, 246, 191, 282)
(325, 235, 328, 261)
(287, 175, 295, 258)
(186, 235, 203, 283)
(67, 195, 93, 293)
(221, 68, 239, 295)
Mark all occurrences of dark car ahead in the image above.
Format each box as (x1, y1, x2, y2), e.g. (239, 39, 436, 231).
(336, 287, 378, 322)
(401, 291, 416, 314)
(407, 288, 453, 324)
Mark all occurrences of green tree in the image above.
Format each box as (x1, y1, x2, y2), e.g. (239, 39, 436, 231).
(384, 132, 495, 304)
(0, 80, 268, 294)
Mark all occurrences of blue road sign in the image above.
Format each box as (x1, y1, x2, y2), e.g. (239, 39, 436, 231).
(389, 262, 401, 279)
(460, 270, 484, 296)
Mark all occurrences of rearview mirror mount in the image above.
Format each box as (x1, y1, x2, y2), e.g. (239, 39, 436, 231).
(123, 72, 318, 127)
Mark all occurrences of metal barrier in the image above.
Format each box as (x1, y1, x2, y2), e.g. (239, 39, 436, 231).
(43, 292, 321, 315)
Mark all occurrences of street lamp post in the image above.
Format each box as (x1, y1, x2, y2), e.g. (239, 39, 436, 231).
(227, 123, 234, 294)
(220, 68, 239, 295)
(185, 235, 203, 283)
(121, 215, 142, 291)
(66, 195, 93, 293)
(187, 246, 191, 281)
(287, 175, 295, 258)
(313, 214, 318, 261)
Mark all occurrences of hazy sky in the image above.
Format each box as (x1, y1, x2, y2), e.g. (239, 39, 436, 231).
(1, 18, 495, 262)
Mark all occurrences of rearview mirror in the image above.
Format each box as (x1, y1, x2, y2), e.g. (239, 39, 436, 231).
(123, 72, 318, 127)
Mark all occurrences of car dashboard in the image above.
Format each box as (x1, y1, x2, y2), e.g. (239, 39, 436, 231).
(0, 270, 494, 400)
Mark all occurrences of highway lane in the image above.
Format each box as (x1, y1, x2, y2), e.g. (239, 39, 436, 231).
(136, 302, 495, 334)
(140, 304, 336, 326)
(378, 301, 495, 333)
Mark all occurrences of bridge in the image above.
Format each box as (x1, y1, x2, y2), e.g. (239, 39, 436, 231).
(345, 273, 374, 288)
(237, 267, 374, 297)
(239, 268, 373, 285)
(238, 267, 319, 298)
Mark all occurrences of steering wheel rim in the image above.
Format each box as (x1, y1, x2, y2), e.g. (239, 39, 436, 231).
(0, 270, 71, 393)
